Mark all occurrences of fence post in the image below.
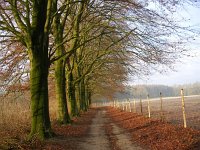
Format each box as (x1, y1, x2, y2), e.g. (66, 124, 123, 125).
(160, 92, 164, 121)
(147, 94, 151, 118)
(125, 100, 128, 111)
(116, 100, 119, 109)
(129, 100, 132, 112)
(140, 95, 143, 114)
(181, 89, 187, 128)
(133, 99, 136, 113)
(117, 101, 119, 109)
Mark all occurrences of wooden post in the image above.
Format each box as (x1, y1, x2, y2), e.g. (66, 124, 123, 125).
(140, 96, 143, 114)
(126, 100, 127, 111)
(181, 89, 187, 128)
(133, 99, 136, 113)
(125, 100, 128, 111)
(147, 94, 151, 118)
(160, 92, 163, 121)
(129, 100, 132, 112)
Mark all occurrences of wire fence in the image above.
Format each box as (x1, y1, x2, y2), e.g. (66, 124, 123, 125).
(92, 90, 200, 130)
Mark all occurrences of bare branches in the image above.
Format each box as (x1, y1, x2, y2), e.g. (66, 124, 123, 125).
(0, 0, 198, 99)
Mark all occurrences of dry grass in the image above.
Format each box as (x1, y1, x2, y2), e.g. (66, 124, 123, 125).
(0, 92, 30, 133)
(0, 91, 58, 147)
(0, 92, 30, 149)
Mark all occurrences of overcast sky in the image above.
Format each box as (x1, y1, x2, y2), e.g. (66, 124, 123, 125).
(131, 4, 200, 86)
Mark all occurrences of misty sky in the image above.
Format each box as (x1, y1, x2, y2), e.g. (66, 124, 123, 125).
(131, 4, 200, 86)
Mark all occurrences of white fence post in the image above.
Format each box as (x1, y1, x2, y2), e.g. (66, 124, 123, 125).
(129, 100, 132, 112)
(125, 100, 128, 111)
(147, 94, 151, 118)
(181, 89, 187, 128)
(133, 99, 136, 113)
(160, 92, 164, 121)
(140, 96, 143, 114)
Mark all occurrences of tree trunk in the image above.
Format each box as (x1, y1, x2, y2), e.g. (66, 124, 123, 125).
(75, 84, 81, 115)
(28, 0, 52, 138)
(67, 70, 78, 116)
(55, 58, 71, 124)
(9, 0, 53, 140)
(52, 0, 71, 124)
(86, 86, 91, 107)
(28, 43, 51, 140)
(80, 79, 87, 111)
(88, 91, 92, 105)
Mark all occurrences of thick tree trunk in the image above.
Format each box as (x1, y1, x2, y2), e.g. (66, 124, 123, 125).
(10, 0, 52, 140)
(52, 0, 71, 124)
(28, 1, 51, 138)
(55, 58, 71, 124)
(67, 71, 78, 116)
(85, 85, 91, 108)
(88, 91, 92, 105)
(85, 87, 89, 109)
(75, 84, 81, 115)
(28, 44, 51, 140)
(80, 79, 87, 111)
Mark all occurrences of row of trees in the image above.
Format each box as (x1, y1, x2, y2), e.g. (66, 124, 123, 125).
(0, 0, 197, 140)
(119, 83, 200, 99)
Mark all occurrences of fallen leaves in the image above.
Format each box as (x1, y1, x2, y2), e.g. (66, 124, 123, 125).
(107, 107, 200, 150)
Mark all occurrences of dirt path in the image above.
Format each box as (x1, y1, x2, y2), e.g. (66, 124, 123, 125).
(79, 109, 110, 150)
(111, 123, 144, 150)
(79, 108, 144, 150)
(30, 108, 145, 149)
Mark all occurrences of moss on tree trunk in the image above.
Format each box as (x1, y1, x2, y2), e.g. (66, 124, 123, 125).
(28, 43, 51, 140)
(55, 57, 71, 124)
(79, 79, 87, 111)
(67, 71, 78, 116)
(28, 0, 52, 137)
(52, 0, 71, 123)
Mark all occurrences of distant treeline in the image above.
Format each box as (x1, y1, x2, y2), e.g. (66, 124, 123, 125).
(115, 82, 200, 99)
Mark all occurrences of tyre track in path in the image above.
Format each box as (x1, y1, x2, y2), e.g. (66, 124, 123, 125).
(79, 108, 145, 150)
